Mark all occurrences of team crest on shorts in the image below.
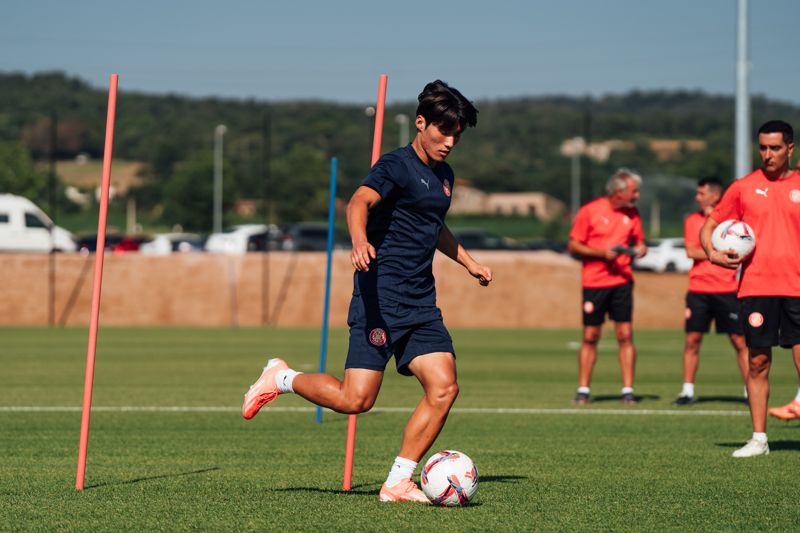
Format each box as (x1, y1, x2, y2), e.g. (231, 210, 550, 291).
(583, 301, 595, 314)
(443, 180, 451, 198)
(369, 328, 387, 346)
(748, 312, 764, 328)
(790, 189, 800, 203)
(685, 308, 692, 320)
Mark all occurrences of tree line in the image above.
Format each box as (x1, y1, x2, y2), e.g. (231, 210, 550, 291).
(1, 71, 799, 232)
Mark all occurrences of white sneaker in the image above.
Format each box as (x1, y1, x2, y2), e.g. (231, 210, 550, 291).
(731, 439, 769, 458)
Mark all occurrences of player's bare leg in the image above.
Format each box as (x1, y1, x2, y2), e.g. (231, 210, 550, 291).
(768, 345, 800, 420)
(292, 368, 384, 414)
(615, 321, 636, 390)
(682, 331, 704, 384)
(729, 333, 749, 386)
(396, 352, 459, 462)
(745, 347, 772, 433)
(578, 326, 602, 388)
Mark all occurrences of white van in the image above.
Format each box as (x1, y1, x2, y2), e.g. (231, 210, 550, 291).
(0, 194, 77, 252)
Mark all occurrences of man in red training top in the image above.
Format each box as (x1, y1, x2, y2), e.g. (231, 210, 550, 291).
(568, 169, 647, 405)
(674, 177, 748, 405)
(701, 120, 800, 458)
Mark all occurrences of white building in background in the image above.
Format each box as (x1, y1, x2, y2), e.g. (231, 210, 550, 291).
(449, 180, 565, 220)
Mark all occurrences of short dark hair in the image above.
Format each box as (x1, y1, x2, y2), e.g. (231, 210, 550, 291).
(416, 80, 478, 134)
(697, 176, 723, 194)
(757, 120, 794, 144)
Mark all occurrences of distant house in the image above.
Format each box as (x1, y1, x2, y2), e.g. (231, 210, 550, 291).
(450, 180, 564, 220)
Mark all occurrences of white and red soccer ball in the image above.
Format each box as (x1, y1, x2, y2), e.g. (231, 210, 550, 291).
(420, 450, 479, 506)
(711, 219, 756, 258)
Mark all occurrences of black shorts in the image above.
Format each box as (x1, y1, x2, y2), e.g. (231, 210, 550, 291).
(582, 283, 633, 326)
(740, 296, 800, 348)
(685, 291, 743, 335)
(345, 293, 455, 376)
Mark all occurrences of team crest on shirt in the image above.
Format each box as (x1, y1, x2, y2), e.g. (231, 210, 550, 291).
(748, 312, 764, 328)
(790, 189, 800, 203)
(443, 180, 452, 198)
(622, 215, 630, 225)
(583, 301, 595, 314)
(369, 328, 387, 346)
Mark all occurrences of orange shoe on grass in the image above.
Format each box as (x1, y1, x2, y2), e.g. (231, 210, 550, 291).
(242, 358, 288, 419)
(768, 399, 800, 421)
(378, 479, 430, 503)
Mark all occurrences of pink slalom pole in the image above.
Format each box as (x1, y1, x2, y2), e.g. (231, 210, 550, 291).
(343, 73, 387, 492)
(76, 74, 118, 491)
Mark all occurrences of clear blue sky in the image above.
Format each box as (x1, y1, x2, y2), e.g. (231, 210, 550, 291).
(3, 0, 799, 105)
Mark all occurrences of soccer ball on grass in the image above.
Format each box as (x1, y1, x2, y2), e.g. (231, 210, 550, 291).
(420, 450, 479, 506)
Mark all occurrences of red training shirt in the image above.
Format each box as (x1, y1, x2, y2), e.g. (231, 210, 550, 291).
(569, 197, 645, 288)
(710, 169, 800, 297)
(684, 211, 738, 293)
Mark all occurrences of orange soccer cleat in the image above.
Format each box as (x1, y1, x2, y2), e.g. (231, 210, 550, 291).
(378, 479, 430, 503)
(242, 358, 288, 420)
(768, 399, 800, 421)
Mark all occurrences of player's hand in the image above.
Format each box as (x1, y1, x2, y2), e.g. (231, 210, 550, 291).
(603, 249, 620, 261)
(351, 240, 376, 271)
(634, 243, 647, 258)
(708, 248, 742, 269)
(468, 263, 492, 287)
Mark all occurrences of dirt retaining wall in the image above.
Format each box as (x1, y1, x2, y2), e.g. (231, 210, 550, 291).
(0, 252, 688, 328)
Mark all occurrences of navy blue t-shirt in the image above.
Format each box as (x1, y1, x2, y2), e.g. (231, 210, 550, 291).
(354, 144, 454, 306)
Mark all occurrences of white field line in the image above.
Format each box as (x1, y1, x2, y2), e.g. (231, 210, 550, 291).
(0, 406, 748, 416)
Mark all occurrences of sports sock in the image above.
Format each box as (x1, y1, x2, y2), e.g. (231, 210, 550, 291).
(621, 387, 634, 395)
(681, 383, 695, 397)
(275, 369, 300, 394)
(752, 432, 767, 443)
(794, 388, 800, 403)
(577, 386, 590, 395)
(385, 456, 418, 487)
(743, 386, 748, 400)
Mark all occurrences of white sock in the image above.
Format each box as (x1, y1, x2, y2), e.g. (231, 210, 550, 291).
(275, 369, 300, 394)
(385, 456, 418, 487)
(752, 432, 767, 443)
(794, 388, 800, 403)
(577, 386, 590, 395)
(743, 386, 748, 400)
(681, 383, 695, 398)
(621, 387, 634, 395)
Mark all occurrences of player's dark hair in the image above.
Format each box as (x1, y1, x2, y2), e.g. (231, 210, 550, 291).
(757, 120, 794, 144)
(697, 176, 723, 194)
(416, 80, 478, 134)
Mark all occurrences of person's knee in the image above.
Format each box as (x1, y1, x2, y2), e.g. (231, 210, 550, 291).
(427, 381, 459, 410)
(340, 394, 376, 414)
(616, 331, 634, 346)
(748, 353, 770, 377)
(583, 331, 601, 345)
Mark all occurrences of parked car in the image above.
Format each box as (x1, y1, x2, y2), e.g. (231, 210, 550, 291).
(281, 222, 349, 251)
(633, 238, 693, 273)
(0, 194, 77, 252)
(526, 240, 568, 253)
(205, 224, 282, 254)
(76, 233, 147, 254)
(140, 233, 205, 255)
(450, 228, 525, 250)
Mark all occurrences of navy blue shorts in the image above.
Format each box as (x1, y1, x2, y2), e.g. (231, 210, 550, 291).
(345, 293, 455, 376)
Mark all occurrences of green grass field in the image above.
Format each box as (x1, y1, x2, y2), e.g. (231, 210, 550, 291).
(2, 327, 800, 531)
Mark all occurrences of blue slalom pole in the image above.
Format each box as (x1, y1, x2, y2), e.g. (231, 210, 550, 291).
(316, 157, 337, 424)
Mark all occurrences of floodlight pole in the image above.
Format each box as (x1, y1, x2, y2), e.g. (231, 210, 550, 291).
(734, 0, 750, 179)
(213, 124, 227, 234)
(570, 137, 584, 220)
(395, 114, 409, 147)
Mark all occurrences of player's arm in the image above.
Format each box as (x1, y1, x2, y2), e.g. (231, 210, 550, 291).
(567, 238, 619, 261)
(437, 224, 492, 286)
(684, 243, 708, 260)
(700, 216, 742, 269)
(346, 186, 381, 271)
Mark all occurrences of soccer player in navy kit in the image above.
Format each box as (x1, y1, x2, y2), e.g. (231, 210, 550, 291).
(242, 80, 492, 502)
